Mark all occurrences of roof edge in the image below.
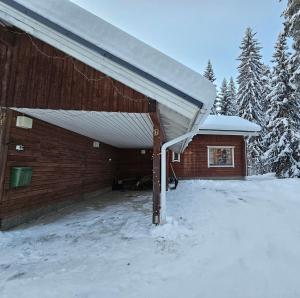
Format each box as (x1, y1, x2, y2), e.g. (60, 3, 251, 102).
(1, 0, 203, 109)
(198, 129, 260, 137)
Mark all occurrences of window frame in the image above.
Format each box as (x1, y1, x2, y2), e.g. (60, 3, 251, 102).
(172, 151, 181, 162)
(207, 146, 235, 168)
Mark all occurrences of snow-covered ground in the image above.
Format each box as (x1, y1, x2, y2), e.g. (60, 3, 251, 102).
(1, 174, 300, 298)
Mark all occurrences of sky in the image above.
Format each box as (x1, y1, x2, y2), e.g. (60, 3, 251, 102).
(71, 0, 287, 87)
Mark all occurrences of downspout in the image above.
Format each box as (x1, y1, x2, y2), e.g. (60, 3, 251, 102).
(160, 129, 199, 224)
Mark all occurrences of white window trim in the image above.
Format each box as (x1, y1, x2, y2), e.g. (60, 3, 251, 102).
(207, 146, 235, 168)
(172, 151, 181, 162)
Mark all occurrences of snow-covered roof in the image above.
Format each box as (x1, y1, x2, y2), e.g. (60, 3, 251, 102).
(199, 115, 261, 136)
(0, 0, 216, 152)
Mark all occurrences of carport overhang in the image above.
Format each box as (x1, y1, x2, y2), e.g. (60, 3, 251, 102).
(0, 0, 216, 226)
(0, 0, 216, 153)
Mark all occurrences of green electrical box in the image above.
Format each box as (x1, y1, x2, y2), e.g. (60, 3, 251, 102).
(10, 167, 33, 188)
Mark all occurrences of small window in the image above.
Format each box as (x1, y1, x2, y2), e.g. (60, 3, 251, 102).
(208, 146, 235, 168)
(172, 152, 181, 162)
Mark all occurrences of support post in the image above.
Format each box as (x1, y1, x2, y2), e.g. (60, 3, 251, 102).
(152, 115, 161, 225)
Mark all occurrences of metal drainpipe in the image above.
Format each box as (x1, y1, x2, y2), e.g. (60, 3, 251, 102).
(160, 129, 199, 224)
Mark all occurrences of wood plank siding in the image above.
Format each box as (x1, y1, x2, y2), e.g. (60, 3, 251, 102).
(0, 111, 155, 229)
(0, 26, 150, 113)
(0, 111, 118, 226)
(171, 135, 246, 179)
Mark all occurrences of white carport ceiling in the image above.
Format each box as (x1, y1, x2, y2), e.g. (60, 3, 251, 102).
(13, 109, 153, 149)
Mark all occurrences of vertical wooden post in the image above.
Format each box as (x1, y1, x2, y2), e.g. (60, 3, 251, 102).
(0, 108, 12, 204)
(152, 116, 161, 225)
(166, 150, 170, 191)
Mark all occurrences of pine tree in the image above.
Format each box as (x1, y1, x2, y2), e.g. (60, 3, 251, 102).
(284, 0, 300, 127)
(227, 77, 238, 116)
(237, 28, 265, 174)
(284, 0, 300, 95)
(261, 64, 272, 115)
(210, 96, 218, 115)
(260, 65, 273, 161)
(216, 79, 227, 115)
(203, 60, 216, 83)
(203, 60, 218, 115)
(237, 28, 264, 121)
(263, 32, 300, 178)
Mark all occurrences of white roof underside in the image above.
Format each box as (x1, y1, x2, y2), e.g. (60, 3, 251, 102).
(0, 0, 216, 153)
(13, 109, 153, 148)
(199, 115, 261, 135)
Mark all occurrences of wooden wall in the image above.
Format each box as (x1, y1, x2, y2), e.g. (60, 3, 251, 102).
(117, 149, 153, 179)
(0, 111, 156, 228)
(0, 111, 119, 223)
(171, 135, 246, 179)
(0, 26, 151, 113)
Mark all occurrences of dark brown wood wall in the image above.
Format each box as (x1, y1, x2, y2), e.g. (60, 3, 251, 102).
(0, 26, 150, 113)
(0, 111, 157, 224)
(0, 111, 119, 220)
(117, 149, 153, 179)
(171, 135, 246, 179)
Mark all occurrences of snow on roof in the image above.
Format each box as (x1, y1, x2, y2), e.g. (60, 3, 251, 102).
(2, 0, 215, 109)
(199, 115, 261, 134)
(0, 0, 217, 153)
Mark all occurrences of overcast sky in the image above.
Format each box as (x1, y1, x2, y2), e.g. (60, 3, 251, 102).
(71, 0, 286, 86)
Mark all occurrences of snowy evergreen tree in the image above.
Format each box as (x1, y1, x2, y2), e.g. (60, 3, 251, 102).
(216, 78, 237, 116)
(210, 96, 219, 115)
(260, 64, 273, 161)
(284, 0, 300, 102)
(203, 60, 216, 83)
(263, 32, 300, 178)
(216, 79, 227, 115)
(237, 28, 265, 174)
(237, 28, 264, 122)
(261, 64, 272, 115)
(227, 77, 238, 116)
(203, 60, 218, 115)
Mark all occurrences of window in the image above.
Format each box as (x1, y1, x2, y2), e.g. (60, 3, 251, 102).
(208, 146, 235, 168)
(172, 152, 181, 162)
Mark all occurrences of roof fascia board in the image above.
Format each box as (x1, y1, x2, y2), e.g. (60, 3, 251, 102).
(198, 129, 259, 136)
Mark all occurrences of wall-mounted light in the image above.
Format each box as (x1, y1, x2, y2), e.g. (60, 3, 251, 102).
(93, 141, 100, 148)
(140, 149, 146, 155)
(16, 116, 33, 129)
(16, 145, 25, 152)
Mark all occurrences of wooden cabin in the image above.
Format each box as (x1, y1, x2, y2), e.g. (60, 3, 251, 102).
(0, 1, 260, 230)
(0, 0, 215, 229)
(170, 116, 261, 180)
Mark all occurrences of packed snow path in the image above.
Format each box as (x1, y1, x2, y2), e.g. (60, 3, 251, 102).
(1, 175, 300, 298)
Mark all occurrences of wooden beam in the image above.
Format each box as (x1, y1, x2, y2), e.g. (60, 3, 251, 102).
(0, 109, 12, 205)
(152, 111, 161, 225)
(150, 110, 166, 143)
(148, 98, 157, 113)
